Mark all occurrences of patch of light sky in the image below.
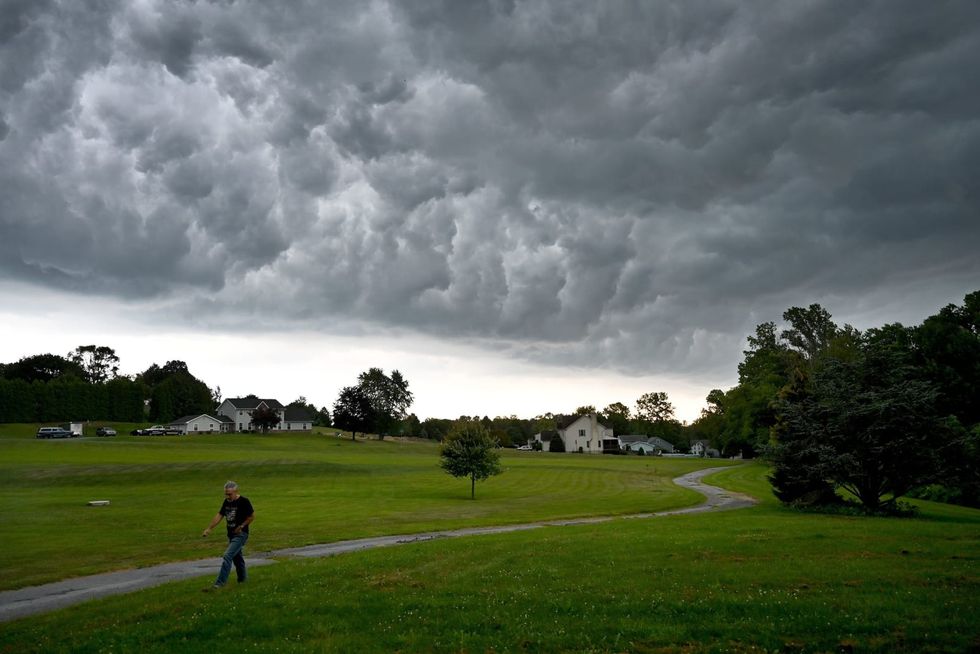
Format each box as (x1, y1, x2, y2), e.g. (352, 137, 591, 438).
(0, 283, 723, 423)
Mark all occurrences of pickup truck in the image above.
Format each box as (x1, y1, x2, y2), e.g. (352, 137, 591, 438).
(131, 425, 182, 436)
(131, 425, 166, 436)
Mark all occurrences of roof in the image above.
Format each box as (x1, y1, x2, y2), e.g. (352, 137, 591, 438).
(168, 413, 223, 425)
(223, 397, 285, 410)
(619, 434, 648, 443)
(648, 437, 674, 449)
(536, 430, 556, 442)
(284, 406, 313, 421)
(216, 414, 235, 424)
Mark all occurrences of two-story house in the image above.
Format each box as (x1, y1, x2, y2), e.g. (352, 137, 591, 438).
(215, 397, 286, 432)
(533, 413, 618, 453)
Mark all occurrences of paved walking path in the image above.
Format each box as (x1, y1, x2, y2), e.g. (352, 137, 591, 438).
(0, 465, 755, 623)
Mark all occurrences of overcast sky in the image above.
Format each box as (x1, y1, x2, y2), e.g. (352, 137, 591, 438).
(1, 1, 978, 422)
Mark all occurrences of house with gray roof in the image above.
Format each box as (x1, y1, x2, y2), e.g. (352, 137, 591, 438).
(215, 397, 287, 432)
(167, 413, 234, 435)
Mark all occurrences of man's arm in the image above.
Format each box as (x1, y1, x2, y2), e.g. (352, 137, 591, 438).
(233, 512, 255, 535)
(201, 512, 223, 537)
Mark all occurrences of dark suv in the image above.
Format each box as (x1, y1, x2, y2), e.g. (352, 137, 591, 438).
(96, 427, 117, 437)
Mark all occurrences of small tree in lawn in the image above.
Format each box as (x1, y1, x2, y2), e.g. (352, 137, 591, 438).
(251, 405, 281, 433)
(549, 433, 565, 452)
(440, 420, 502, 499)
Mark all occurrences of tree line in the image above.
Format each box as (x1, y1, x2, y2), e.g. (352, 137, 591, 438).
(0, 347, 216, 424)
(687, 291, 979, 511)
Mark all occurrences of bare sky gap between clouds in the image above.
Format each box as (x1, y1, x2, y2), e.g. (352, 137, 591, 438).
(1, 1, 978, 418)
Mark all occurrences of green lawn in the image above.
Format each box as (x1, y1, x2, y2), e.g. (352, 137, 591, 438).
(0, 428, 719, 590)
(2, 429, 978, 653)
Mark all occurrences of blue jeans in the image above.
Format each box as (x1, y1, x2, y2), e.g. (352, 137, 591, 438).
(215, 532, 249, 586)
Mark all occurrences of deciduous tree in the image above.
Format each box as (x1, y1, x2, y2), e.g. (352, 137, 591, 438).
(68, 345, 119, 383)
(333, 385, 375, 440)
(772, 334, 946, 511)
(439, 421, 502, 499)
(635, 392, 675, 423)
(251, 405, 281, 433)
(356, 368, 414, 438)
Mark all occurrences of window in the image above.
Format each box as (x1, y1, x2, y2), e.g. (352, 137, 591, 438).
(578, 429, 586, 437)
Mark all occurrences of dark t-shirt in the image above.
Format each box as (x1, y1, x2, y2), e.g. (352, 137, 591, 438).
(219, 495, 254, 537)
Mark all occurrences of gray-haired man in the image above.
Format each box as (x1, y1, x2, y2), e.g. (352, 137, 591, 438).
(202, 481, 255, 590)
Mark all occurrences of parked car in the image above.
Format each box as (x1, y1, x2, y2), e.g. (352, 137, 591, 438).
(130, 425, 165, 435)
(516, 444, 533, 451)
(96, 427, 117, 437)
(36, 427, 74, 439)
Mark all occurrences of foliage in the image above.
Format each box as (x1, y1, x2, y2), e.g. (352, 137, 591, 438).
(704, 291, 980, 510)
(548, 432, 565, 452)
(771, 331, 948, 511)
(139, 361, 214, 423)
(251, 404, 281, 433)
(356, 368, 413, 438)
(439, 420, 503, 498)
(0, 353, 85, 383)
(0, 375, 144, 423)
(601, 402, 631, 436)
(635, 391, 675, 423)
(332, 385, 376, 440)
(332, 368, 413, 439)
(67, 345, 119, 383)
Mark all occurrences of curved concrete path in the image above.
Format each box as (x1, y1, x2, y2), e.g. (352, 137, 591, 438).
(0, 465, 755, 623)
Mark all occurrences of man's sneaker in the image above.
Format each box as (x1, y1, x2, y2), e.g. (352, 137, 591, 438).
(202, 584, 222, 593)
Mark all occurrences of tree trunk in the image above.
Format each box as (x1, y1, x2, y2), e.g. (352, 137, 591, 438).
(351, 430, 357, 441)
(471, 474, 475, 499)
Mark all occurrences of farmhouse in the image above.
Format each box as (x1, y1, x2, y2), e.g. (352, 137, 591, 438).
(691, 439, 720, 458)
(533, 413, 619, 453)
(215, 397, 286, 432)
(167, 413, 233, 435)
(621, 435, 675, 455)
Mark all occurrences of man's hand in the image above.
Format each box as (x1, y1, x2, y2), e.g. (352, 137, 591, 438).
(233, 526, 242, 535)
(202, 528, 211, 538)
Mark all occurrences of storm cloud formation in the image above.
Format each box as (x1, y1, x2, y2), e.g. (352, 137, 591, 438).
(2, 0, 978, 374)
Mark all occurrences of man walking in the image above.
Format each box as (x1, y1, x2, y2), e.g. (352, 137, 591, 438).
(202, 481, 255, 590)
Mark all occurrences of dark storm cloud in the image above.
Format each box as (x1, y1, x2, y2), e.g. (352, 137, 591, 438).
(1, 0, 979, 375)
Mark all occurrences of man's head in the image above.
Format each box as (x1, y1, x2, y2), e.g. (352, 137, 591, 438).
(224, 481, 240, 500)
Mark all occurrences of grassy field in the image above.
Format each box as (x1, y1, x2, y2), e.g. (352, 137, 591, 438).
(0, 427, 718, 590)
(1, 429, 978, 653)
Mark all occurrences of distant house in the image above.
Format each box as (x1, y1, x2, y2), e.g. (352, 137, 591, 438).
(533, 414, 618, 453)
(167, 413, 233, 435)
(621, 435, 674, 455)
(691, 440, 720, 458)
(627, 441, 657, 455)
(215, 397, 286, 432)
(282, 406, 314, 431)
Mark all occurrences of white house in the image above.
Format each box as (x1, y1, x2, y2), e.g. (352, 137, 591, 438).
(691, 440, 720, 458)
(282, 406, 314, 431)
(215, 397, 286, 432)
(533, 414, 618, 453)
(167, 414, 232, 435)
